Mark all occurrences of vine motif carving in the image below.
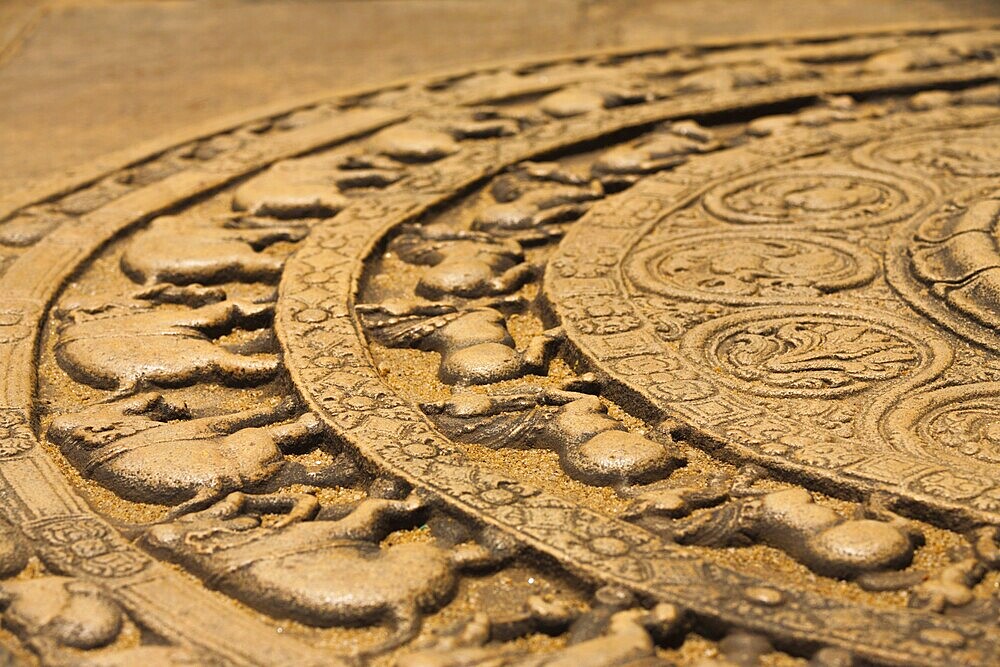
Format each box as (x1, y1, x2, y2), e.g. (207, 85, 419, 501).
(858, 125, 1000, 178)
(25, 517, 150, 578)
(0, 409, 34, 459)
(626, 231, 878, 304)
(688, 314, 922, 397)
(702, 169, 926, 229)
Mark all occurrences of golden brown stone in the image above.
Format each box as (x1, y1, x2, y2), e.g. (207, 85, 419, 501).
(0, 18, 998, 667)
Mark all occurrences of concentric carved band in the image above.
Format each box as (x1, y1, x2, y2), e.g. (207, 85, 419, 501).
(279, 195, 996, 667)
(547, 106, 999, 536)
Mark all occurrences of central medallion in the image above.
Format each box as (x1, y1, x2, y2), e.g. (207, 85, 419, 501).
(546, 107, 1000, 523)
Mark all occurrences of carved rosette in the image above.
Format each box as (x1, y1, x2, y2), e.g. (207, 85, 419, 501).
(702, 169, 924, 229)
(626, 230, 879, 303)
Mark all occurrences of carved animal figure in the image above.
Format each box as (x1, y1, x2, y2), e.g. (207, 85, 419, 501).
(389, 227, 534, 299)
(48, 393, 356, 513)
(121, 215, 308, 285)
(633, 466, 923, 579)
(422, 385, 684, 486)
(537, 86, 649, 118)
(509, 608, 676, 667)
(862, 45, 965, 74)
(398, 587, 680, 667)
(443, 110, 521, 140)
(54, 299, 280, 394)
(0, 577, 123, 651)
(746, 96, 862, 137)
(144, 492, 511, 654)
(676, 59, 815, 93)
(472, 161, 604, 242)
(911, 557, 986, 613)
(894, 525, 1000, 618)
(592, 120, 720, 185)
(232, 153, 403, 219)
(370, 125, 460, 162)
(359, 302, 563, 385)
(363, 222, 562, 384)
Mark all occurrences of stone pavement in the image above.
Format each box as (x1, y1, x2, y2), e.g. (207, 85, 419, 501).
(0, 0, 997, 196)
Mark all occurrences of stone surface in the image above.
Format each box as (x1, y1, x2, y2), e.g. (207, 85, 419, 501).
(1, 7, 1000, 667)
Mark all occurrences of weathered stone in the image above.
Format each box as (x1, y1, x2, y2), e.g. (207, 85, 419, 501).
(0, 22, 998, 666)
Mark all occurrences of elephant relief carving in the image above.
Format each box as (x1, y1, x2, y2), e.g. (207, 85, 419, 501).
(231, 152, 403, 219)
(54, 299, 281, 395)
(121, 215, 308, 286)
(144, 491, 516, 655)
(47, 393, 358, 513)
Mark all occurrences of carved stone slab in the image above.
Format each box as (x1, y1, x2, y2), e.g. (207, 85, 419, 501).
(0, 21, 997, 667)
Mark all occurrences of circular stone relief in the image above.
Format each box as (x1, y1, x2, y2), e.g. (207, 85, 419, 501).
(626, 230, 878, 304)
(679, 308, 929, 399)
(0, 25, 999, 667)
(702, 169, 926, 228)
